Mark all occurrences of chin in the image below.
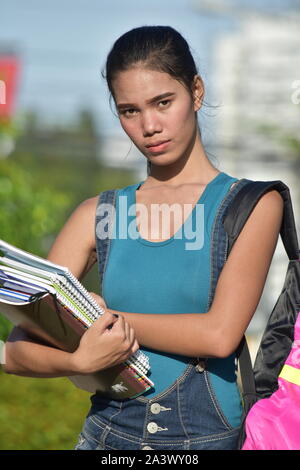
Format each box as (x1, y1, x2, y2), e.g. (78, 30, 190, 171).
(149, 151, 185, 168)
(148, 156, 175, 167)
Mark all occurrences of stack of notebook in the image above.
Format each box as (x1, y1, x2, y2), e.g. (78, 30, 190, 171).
(0, 239, 154, 399)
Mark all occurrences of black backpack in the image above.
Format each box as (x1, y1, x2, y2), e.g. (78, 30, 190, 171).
(223, 179, 300, 448)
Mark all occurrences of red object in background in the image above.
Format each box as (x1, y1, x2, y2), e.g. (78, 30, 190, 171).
(0, 55, 19, 119)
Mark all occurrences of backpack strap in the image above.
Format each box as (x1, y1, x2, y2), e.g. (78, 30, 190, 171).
(223, 180, 299, 261)
(223, 179, 300, 447)
(95, 189, 118, 290)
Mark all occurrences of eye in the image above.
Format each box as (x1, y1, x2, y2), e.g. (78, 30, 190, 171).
(158, 99, 171, 108)
(120, 108, 138, 118)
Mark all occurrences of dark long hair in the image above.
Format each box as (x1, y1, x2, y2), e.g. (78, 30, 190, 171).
(102, 26, 202, 174)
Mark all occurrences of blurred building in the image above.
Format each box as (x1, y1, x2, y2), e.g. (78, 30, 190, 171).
(100, 132, 147, 180)
(212, 16, 300, 337)
(193, 4, 300, 339)
(212, 14, 300, 182)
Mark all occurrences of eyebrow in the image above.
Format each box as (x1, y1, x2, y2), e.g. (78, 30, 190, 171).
(116, 92, 176, 110)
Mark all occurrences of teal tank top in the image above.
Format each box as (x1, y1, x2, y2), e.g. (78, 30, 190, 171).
(102, 171, 243, 428)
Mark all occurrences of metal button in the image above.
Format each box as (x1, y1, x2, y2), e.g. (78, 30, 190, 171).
(195, 359, 206, 373)
(142, 446, 153, 450)
(147, 422, 158, 434)
(150, 403, 161, 414)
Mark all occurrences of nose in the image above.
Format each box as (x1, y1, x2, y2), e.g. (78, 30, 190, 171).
(141, 109, 163, 136)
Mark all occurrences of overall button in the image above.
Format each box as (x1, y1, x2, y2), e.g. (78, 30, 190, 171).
(150, 403, 161, 414)
(195, 359, 206, 372)
(147, 422, 158, 434)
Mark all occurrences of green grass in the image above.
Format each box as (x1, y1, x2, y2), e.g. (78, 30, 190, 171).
(0, 369, 91, 450)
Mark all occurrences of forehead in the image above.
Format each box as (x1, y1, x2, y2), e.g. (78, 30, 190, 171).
(112, 67, 184, 102)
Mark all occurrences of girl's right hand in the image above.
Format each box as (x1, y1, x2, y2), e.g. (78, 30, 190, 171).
(70, 311, 139, 375)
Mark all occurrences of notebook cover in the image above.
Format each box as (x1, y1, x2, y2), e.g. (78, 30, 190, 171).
(0, 293, 153, 399)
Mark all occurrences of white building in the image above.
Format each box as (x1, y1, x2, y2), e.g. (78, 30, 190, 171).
(99, 132, 147, 180)
(211, 14, 300, 176)
(207, 11, 300, 340)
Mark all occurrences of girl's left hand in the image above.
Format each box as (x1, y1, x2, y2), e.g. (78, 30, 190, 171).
(89, 292, 107, 310)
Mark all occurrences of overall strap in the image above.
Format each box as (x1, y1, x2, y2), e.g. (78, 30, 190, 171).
(95, 189, 117, 290)
(207, 178, 252, 310)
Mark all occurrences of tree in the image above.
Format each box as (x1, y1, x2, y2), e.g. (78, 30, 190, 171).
(0, 158, 70, 341)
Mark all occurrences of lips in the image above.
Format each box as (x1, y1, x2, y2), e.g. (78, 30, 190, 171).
(146, 140, 171, 153)
(146, 140, 169, 147)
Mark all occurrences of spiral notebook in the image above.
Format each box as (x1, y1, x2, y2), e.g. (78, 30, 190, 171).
(0, 239, 154, 399)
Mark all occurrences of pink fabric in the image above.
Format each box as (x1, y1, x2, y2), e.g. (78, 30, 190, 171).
(242, 311, 300, 450)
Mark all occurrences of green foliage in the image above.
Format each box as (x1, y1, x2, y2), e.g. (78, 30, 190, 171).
(0, 159, 70, 254)
(0, 117, 20, 140)
(0, 159, 71, 342)
(0, 111, 137, 450)
(0, 370, 90, 450)
(0, 316, 12, 343)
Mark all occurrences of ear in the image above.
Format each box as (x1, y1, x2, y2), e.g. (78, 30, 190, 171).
(192, 75, 205, 112)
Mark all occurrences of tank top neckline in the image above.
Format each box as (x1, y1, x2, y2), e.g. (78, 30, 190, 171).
(130, 171, 226, 247)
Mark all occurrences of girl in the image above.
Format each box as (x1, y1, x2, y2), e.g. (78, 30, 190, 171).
(4, 26, 284, 450)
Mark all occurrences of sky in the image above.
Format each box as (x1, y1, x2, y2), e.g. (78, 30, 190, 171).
(1, 0, 297, 134)
(0, 0, 235, 134)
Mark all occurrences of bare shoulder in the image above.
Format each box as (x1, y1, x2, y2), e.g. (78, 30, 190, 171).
(253, 188, 284, 213)
(242, 189, 284, 240)
(59, 195, 99, 239)
(226, 188, 284, 268)
(47, 195, 100, 278)
(59, 195, 99, 237)
(76, 195, 99, 214)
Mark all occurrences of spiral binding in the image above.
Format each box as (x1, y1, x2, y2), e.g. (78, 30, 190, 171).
(56, 271, 150, 373)
(55, 291, 91, 327)
(66, 272, 105, 316)
(59, 274, 104, 321)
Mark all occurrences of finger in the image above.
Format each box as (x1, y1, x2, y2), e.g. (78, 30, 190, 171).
(128, 326, 135, 346)
(94, 311, 117, 332)
(124, 320, 130, 340)
(132, 339, 139, 354)
(111, 313, 125, 332)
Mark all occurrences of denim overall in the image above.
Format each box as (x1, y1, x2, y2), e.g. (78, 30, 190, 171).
(74, 177, 251, 451)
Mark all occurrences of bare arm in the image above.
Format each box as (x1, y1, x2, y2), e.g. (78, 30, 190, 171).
(3, 197, 138, 377)
(3, 326, 79, 377)
(103, 190, 284, 358)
